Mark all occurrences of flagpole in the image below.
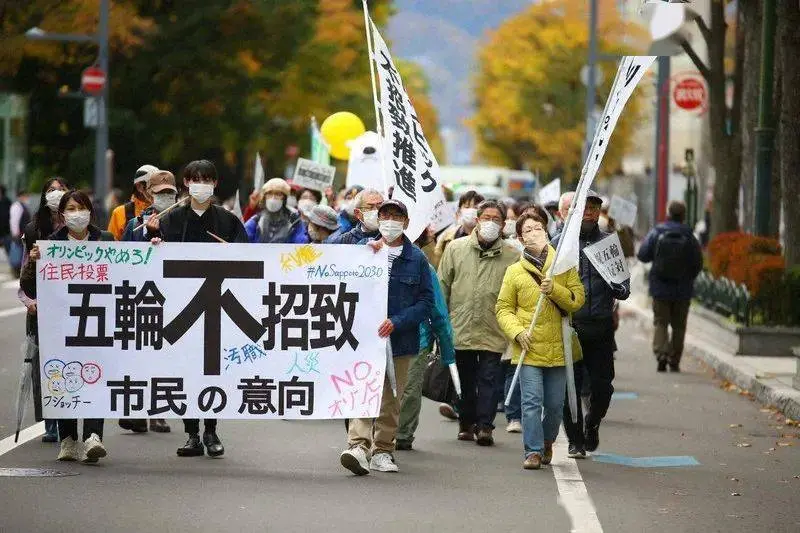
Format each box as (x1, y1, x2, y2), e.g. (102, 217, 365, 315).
(361, 0, 389, 193)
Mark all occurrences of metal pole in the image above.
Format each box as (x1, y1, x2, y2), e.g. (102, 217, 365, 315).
(94, 0, 110, 203)
(653, 56, 670, 223)
(754, 0, 776, 236)
(583, 0, 599, 164)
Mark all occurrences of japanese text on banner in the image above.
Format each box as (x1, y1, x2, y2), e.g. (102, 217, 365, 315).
(582, 233, 630, 286)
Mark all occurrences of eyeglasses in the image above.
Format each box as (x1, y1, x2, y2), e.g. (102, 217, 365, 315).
(378, 212, 406, 222)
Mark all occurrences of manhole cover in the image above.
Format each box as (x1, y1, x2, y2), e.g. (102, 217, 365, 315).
(0, 468, 79, 477)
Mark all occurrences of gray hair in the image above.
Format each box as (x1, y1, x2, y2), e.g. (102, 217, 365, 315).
(355, 188, 384, 209)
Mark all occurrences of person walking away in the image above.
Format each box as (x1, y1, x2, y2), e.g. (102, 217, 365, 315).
(339, 199, 433, 475)
(554, 191, 630, 457)
(8, 189, 32, 277)
(324, 189, 383, 245)
(28, 190, 114, 462)
(637, 201, 703, 372)
(146, 160, 248, 458)
(306, 205, 339, 243)
(18, 178, 69, 442)
(496, 211, 584, 469)
(107, 164, 158, 240)
(244, 178, 308, 244)
(438, 200, 519, 446)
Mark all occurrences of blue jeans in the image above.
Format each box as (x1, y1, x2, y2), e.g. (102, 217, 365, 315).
(503, 362, 522, 422)
(519, 365, 567, 457)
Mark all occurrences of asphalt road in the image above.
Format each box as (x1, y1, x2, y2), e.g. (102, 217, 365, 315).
(0, 266, 798, 532)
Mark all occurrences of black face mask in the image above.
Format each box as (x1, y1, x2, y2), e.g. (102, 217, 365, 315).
(580, 220, 597, 235)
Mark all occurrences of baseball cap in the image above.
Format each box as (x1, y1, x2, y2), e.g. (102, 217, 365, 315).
(148, 170, 178, 194)
(134, 164, 159, 185)
(378, 198, 409, 218)
(586, 190, 603, 205)
(308, 205, 339, 231)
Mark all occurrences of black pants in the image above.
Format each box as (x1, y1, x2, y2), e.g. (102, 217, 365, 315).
(58, 419, 104, 442)
(184, 419, 217, 435)
(563, 318, 615, 445)
(455, 350, 501, 431)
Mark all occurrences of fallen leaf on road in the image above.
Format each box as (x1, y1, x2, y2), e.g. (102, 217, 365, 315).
(737, 443, 752, 448)
(769, 447, 776, 451)
(760, 408, 773, 413)
(729, 424, 742, 428)
(785, 419, 798, 427)
(672, 490, 687, 496)
(730, 477, 739, 482)
(777, 442, 793, 447)
(731, 492, 741, 496)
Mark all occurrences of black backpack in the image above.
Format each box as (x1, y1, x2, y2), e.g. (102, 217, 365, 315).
(652, 226, 692, 280)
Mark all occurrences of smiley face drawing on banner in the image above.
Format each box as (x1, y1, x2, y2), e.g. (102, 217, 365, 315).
(43, 359, 103, 394)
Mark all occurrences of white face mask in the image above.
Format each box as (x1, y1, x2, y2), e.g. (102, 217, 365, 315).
(379, 220, 405, 243)
(46, 190, 65, 212)
(298, 199, 317, 213)
(265, 198, 283, 213)
(478, 221, 501, 242)
(188, 183, 214, 204)
(64, 210, 91, 233)
(361, 210, 379, 231)
(152, 193, 176, 213)
(460, 207, 478, 227)
(503, 219, 516, 238)
(286, 196, 298, 209)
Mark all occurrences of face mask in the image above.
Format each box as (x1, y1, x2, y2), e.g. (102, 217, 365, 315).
(523, 228, 549, 251)
(379, 220, 405, 243)
(503, 219, 516, 238)
(460, 207, 478, 227)
(580, 220, 597, 235)
(152, 193, 176, 213)
(298, 199, 317, 213)
(287, 196, 298, 209)
(64, 210, 91, 233)
(361, 210, 379, 231)
(189, 183, 214, 204)
(46, 190, 65, 212)
(478, 221, 501, 242)
(265, 198, 283, 213)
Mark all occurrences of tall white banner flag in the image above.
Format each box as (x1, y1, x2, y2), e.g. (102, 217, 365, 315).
(551, 56, 655, 276)
(369, 18, 446, 242)
(253, 152, 265, 193)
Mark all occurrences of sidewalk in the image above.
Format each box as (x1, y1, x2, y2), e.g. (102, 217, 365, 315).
(622, 264, 800, 421)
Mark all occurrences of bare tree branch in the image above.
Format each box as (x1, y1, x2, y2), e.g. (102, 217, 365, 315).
(679, 38, 711, 81)
(695, 15, 712, 46)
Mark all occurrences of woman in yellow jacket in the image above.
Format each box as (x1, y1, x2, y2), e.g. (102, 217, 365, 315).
(495, 211, 585, 470)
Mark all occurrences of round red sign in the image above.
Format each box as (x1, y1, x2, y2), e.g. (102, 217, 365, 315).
(81, 66, 106, 95)
(673, 78, 706, 111)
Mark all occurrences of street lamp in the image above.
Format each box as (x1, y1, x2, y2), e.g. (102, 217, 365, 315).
(24, 0, 110, 203)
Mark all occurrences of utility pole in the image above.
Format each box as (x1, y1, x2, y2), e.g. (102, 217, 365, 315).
(754, 0, 776, 236)
(653, 56, 671, 224)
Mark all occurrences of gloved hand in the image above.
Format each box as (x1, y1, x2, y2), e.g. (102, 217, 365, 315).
(610, 281, 629, 300)
(516, 331, 531, 353)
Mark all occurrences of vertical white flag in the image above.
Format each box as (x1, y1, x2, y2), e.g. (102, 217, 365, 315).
(551, 56, 655, 276)
(253, 152, 265, 193)
(369, 18, 446, 242)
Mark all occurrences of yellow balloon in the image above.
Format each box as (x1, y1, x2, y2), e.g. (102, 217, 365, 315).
(321, 112, 366, 160)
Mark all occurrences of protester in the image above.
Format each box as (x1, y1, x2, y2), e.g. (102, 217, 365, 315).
(327, 185, 363, 241)
(297, 188, 322, 217)
(637, 201, 704, 372)
(324, 188, 383, 245)
(554, 191, 630, 457)
(306, 205, 339, 243)
(244, 178, 307, 244)
(340, 199, 433, 475)
(18, 177, 69, 443)
(432, 190, 484, 269)
(496, 211, 585, 469)
(146, 159, 249, 458)
(29, 190, 114, 462)
(438, 200, 519, 445)
(0, 185, 11, 260)
(107, 164, 158, 240)
(8, 189, 32, 277)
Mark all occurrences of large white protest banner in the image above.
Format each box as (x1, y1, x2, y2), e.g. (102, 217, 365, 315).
(368, 16, 446, 242)
(293, 157, 336, 192)
(608, 195, 638, 227)
(35, 241, 388, 420)
(582, 232, 630, 286)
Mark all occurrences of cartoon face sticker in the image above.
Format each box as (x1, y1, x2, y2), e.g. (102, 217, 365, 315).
(65, 374, 84, 393)
(63, 361, 83, 377)
(43, 359, 65, 379)
(48, 376, 66, 395)
(81, 363, 102, 385)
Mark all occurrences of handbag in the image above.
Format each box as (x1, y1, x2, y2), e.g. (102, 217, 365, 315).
(421, 346, 454, 403)
(8, 239, 23, 270)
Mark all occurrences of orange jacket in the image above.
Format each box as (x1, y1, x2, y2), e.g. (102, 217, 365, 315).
(107, 196, 150, 240)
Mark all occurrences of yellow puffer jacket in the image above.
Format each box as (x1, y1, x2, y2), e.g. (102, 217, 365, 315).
(495, 246, 586, 367)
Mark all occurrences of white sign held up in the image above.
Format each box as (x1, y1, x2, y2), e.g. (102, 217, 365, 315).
(582, 232, 630, 286)
(292, 158, 336, 192)
(608, 196, 638, 227)
(537, 178, 561, 206)
(431, 201, 458, 233)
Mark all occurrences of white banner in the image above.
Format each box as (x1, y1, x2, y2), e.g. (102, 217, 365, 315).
(293, 157, 336, 192)
(36, 241, 388, 420)
(582, 232, 630, 286)
(552, 56, 655, 276)
(608, 195, 638, 227)
(253, 152, 265, 192)
(370, 18, 446, 242)
(537, 178, 561, 206)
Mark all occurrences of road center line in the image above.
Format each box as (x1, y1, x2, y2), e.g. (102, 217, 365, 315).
(552, 430, 603, 533)
(0, 422, 45, 458)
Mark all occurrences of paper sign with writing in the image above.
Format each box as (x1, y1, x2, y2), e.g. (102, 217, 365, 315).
(35, 241, 388, 420)
(582, 232, 630, 286)
(538, 178, 561, 206)
(608, 196, 638, 227)
(431, 201, 458, 233)
(292, 158, 336, 192)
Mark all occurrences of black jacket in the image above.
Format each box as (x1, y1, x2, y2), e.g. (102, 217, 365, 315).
(156, 204, 248, 243)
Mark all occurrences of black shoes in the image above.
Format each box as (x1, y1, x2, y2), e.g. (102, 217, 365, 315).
(567, 443, 586, 459)
(657, 360, 667, 372)
(584, 424, 600, 452)
(395, 439, 413, 451)
(203, 432, 225, 457)
(177, 434, 204, 457)
(669, 363, 681, 372)
(149, 419, 171, 433)
(119, 419, 148, 433)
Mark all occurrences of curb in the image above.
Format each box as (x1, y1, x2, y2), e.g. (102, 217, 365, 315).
(619, 299, 800, 421)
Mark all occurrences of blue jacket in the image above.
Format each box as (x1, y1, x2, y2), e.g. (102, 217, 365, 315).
(244, 210, 308, 244)
(121, 206, 155, 242)
(419, 264, 455, 365)
(384, 236, 434, 357)
(327, 211, 356, 242)
(637, 220, 703, 300)
(324, 224, 379, 245)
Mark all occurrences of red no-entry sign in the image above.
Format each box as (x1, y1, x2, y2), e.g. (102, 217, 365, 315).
(673, 77, 706, 111)
(81, 66, 106, 95)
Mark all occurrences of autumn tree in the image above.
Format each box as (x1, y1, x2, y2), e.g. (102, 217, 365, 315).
(471, 0, 647, 182)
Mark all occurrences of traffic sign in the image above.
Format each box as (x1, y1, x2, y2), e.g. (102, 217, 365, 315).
(673, 76, 706, 111)
(81, 66, 106, 95)
(83, 97, 104, 128)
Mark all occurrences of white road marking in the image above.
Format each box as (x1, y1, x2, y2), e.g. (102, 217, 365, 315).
(2, 279, 19, 290)
(0, 306, 26, 319)
(0, 422, 45, 457)
(553, 430, 603, 533)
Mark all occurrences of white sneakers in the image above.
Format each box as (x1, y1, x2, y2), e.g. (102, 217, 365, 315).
(506, 420, 522, 433)
(340, 448, 399, 475)
(369, 453, 399, 473)
(57, 434, 106, 464)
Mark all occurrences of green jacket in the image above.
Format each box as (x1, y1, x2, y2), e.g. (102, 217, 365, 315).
(438, 230, 520, 353)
